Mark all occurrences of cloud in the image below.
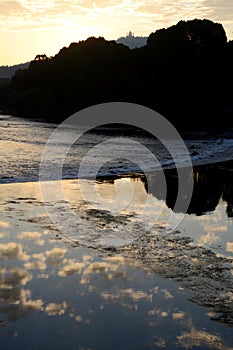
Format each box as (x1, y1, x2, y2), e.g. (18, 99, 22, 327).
(0, 0, 210, 34)
(0, 1, 28, 17)
(135, 0, 211, 23)
(202, 0, 233, 19)
(75, 0, 119, 9)
(1, 0, 233, 47)
(19, 0, 55, 12)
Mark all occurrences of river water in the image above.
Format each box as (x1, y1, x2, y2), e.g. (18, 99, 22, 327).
(0, 115, 233, 349)
(1, 114, 233, 183)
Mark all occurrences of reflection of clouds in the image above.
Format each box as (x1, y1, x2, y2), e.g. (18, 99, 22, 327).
(83, 261, 109, 275)
(0, 288, 43, 323)
(45, 247, 67, 260)
(24, 255, 47, 271)
(0, 242, 29, 261)
(121, 288, 149, 301)
(18, 231, 44, 246)
(94, 177, 148, 215)
(45, 302, 68, 316)
(104, 256, 126, 264)
(161, 289, 173, 300)
(24, 260, 47, 270)
(0, 221, 10, 228)
(0, 267, 32, 289)
(58, 259, 86, 277)
(0, 266, 43, 322)
(36, 273, 49, 279)
(199, 231, 220, 245)
(18, 231, 41, 240)
(176, 324, 233, 350)
(74, 315, 82, 322)
(153, 338, 166, 348)
(102, 288, 148, 301)
(148, 309, 168, 317)
(45, 247, 68, 266)
(1, 175, 232, 338)
(20, 291, 43, 312)
(55, 254, 156, 308)
(199, 225, 227, 246)
(226, 242, 233, 253)
(172, 312, 185, 320)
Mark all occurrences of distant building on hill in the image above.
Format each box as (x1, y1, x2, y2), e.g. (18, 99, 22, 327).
(116, 31, 147, 49)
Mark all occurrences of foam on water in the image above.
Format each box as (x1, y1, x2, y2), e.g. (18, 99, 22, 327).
(1, 116, 233, 183)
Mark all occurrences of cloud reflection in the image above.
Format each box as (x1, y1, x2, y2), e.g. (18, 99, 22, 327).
(58, 259, 86, 277)
(0, 221, 10, 228)
(45, 302, 68, 316)
(226, 242, 233, 253)
(0, 242, 29, 261)
(18, 231, 44, 246)
(176, 323, 233, 350)
(45, 247, 67, 259)
(1, 176, 233, 343)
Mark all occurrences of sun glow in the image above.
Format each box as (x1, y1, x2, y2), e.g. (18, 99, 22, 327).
(0, 0, 233, 65)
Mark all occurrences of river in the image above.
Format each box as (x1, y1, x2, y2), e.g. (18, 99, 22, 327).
(0, 114, 233, 349)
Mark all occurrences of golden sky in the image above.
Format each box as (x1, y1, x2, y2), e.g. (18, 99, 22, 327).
(1, 0, 233, 65)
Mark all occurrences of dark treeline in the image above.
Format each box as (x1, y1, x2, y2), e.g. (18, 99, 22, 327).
(1, 18, 233, 129)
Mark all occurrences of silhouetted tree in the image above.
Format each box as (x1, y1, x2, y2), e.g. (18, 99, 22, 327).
(2, 19, 232, 129)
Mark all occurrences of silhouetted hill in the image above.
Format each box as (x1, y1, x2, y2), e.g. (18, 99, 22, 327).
(0, 77, 10, 87)
(0, 62, 30, 79)
(1, 19, 233, 130)
(116, 31, 147, 49)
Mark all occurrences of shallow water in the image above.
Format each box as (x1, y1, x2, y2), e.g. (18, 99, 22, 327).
(1, 115, 233, 349)
(1, 115, 233, 183)
(0, 176, 233, 349)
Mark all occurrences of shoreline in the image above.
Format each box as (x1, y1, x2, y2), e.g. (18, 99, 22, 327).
(1, 157, 233, 186)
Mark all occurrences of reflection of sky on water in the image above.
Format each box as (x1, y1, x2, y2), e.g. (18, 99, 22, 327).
(0, 179, 233, 349)
(62, 175, 233, 258)
(178, 200, 233, 260)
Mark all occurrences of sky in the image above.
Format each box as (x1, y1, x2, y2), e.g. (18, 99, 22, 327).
(0, 0, 233, 66)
